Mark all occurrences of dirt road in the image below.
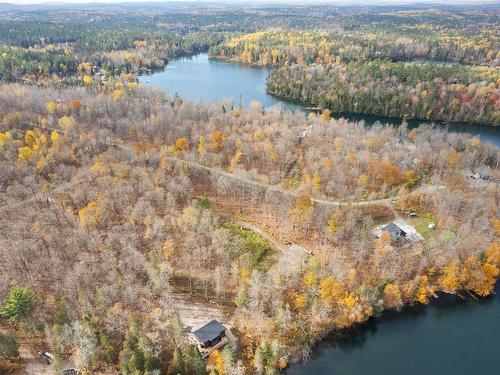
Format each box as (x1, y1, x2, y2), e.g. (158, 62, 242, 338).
(171, 292, 227, 332)
(164, 155, 446, 208)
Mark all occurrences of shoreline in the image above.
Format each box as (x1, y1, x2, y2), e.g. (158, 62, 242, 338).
(286, 284, 500, 373)
(202, 54, 500, 128)
(139, 53, 500, 147)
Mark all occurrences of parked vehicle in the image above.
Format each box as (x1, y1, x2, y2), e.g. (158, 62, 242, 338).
(38, 351, 54, 364)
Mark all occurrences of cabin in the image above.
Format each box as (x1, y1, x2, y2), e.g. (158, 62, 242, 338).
(374, 220, 423, 243)
(381, 222, 407, 241)
(190, 319, 228, 357)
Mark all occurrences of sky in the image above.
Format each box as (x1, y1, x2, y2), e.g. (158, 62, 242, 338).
(2, 0, 494, 5)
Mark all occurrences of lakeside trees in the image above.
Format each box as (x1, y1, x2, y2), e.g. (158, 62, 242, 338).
(210, 28, 499, 67)
(0, 32, 224, 83)
(267, 61, 500, 125)
(0, 9, 231, 82)
(210, 22, 499, 125)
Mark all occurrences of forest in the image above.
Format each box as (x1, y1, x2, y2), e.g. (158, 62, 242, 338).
(0, 3, 499, 375)
(0, 3, 348, 81)
(209, 29, 499, 66)
(1, 78, 498, 374)
(267, 61, 499, 125)
(210, 17, 499, 125)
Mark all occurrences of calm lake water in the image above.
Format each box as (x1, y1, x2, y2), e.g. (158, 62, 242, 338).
(140, 53, 500, 374)
(286, 289, 500, 375)
(139, 53, 500, 147)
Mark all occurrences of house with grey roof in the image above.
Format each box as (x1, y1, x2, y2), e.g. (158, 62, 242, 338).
(380, 222, 407, 241)
(373, 219, 423, 243)
(190, 319, 228, 357)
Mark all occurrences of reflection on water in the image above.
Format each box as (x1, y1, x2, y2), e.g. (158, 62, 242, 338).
(139, 53, 500, 147)
(287, 289, 499, 375)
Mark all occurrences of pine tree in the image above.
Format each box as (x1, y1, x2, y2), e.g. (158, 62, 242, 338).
(168, 348, 185, 375)
(0, 287, 35, 323)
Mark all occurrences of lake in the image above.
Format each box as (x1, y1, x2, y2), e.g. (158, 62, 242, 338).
(139, 53, 500, 147)
(286, 289, 500, 375)
(140, 53, 500, 374)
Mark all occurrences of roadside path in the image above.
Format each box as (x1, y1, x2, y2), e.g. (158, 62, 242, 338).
(163, 155, 444, 207)
(0, 140, 444, 215)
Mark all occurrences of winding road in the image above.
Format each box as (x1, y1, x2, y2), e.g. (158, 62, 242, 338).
(162, 155, 445, 208)
(0, 140, 445, 215)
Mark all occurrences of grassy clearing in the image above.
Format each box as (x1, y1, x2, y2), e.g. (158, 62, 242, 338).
(408, 211, 437, 238)
(222, 221, 274, 270)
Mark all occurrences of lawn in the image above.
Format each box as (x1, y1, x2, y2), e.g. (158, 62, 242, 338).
(408, 211, 437, 239)
(222, 221, 274, 270)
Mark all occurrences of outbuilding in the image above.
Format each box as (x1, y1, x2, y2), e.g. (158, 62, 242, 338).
(190, 319, 228, 357)
(381, 222, 407, 241)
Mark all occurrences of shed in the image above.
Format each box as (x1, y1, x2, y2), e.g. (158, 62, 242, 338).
(381, 222, 407, 240)
(192, 319, 226, 349)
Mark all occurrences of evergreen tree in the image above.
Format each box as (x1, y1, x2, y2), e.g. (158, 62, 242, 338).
(0, 333, 20, 362)
(0, 287, 35, 323)
(167, 348, 185, 375)
(119, 320, 161, 375)
(184, 345, 205, 375)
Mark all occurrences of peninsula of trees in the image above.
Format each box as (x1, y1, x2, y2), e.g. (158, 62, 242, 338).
(210, 19, 500, 125)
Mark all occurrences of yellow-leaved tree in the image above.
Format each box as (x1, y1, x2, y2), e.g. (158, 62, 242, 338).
(463, 256, 499, 296)
(207, 349, 224, 375)
(229, 150, 242, 172)
(319, 276, 344, 307)
(486, 242, 500, 266)
(78, 201, 103, 229)
(327, 210, 342, 235)
(319, 108, 332, 121)
(0, 131, 13, 148)
(383, 283, 402, 310)
(174, 137, 189, 152)
(415, 275, 434, 304)
(197, 135, 206, 154)
(210, 130, 226, 151)
(438, 262, 463, 294)
(112, 89, 124, 101)
(50, 131, 61, 149)
(46, 101, 57, 114)
(312, 172, 321, 190)
(83, 75, 93, 86)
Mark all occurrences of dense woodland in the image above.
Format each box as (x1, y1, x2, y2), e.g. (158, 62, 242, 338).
(0, 31, 224, 81)
(1, 80, 499, 374)
(267, 61, 499, 125)
(0, 3, 499, 375)
(0, 3, 347, 81)
(210, 29, 499, 66)
(210, 17, 500, 125)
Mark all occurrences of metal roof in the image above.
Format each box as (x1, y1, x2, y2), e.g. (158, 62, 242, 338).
(193, 319, 225, 343)
(382, 222, 407, 237)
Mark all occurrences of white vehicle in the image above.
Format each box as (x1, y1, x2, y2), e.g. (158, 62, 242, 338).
(38, 351, 55, 364)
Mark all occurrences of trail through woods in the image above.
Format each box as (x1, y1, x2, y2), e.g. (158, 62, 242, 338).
(0, 138, 448, 215)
